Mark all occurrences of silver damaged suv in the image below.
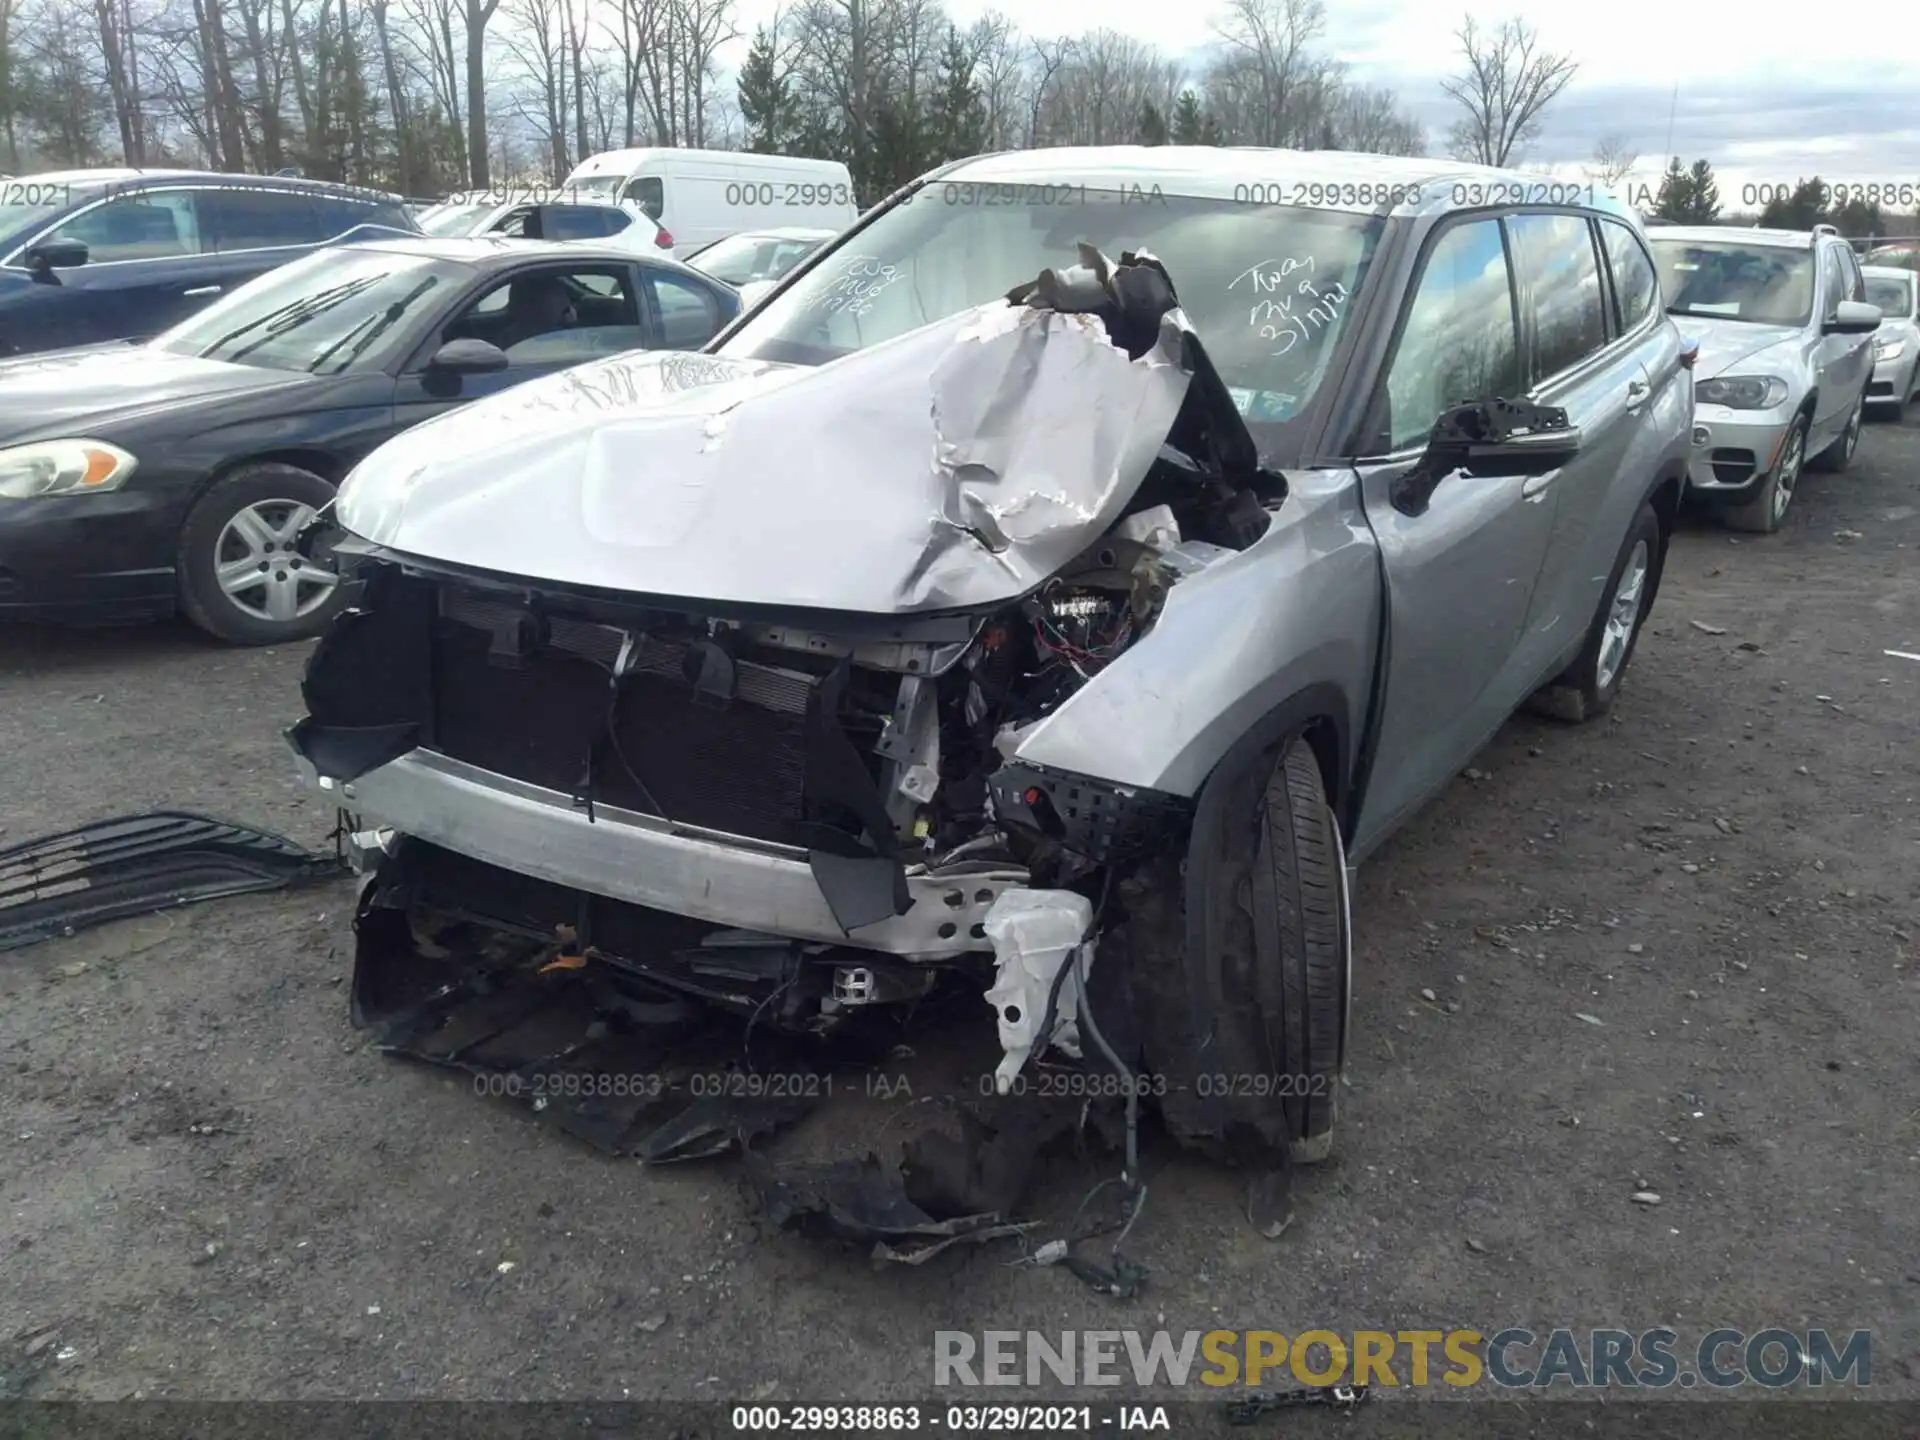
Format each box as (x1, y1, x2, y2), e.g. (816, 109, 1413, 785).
(1649, 224, 1882, 532)
(292, 148, 1695, 1168)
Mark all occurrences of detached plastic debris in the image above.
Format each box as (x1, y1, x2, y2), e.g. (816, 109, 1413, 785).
(982, 889, 1095, 1093)
(746, 1098, 1115, 1266)
(0, 810, 346, 952)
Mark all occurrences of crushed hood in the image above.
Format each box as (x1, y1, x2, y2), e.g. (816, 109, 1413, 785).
(334, 247, 1252, 614)
(1673, 318, 1802, 380)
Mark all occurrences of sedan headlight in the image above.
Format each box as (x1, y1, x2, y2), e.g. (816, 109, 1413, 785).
(0, 439, 139, 498)
(1875, 337, 1907, 361)
(1694, 376, 1789, 410)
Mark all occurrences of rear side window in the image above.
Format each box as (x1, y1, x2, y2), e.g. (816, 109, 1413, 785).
(546, 205, 628, 241)
(1375, 218, 1521, 452)
(206, 189, 322, 250)
(625, 177, 665, 221)
(50, 191, 203, 261)
(1508, 213, 1608, 380)
(647, 271, 721, 348)
(1599, 219, 1659, 332)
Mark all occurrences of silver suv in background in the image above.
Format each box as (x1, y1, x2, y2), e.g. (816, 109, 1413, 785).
(294, 149, 1694, 1168)
(1862, 264, 1919, 421)
(1649, 224, 1882, 532)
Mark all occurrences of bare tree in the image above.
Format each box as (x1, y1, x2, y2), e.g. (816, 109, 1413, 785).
(1439, 15, 1576, 168)
(1206, 0, 1327, 148)
(463, 0, 501, 183)
(1586, 131, 1636, 188)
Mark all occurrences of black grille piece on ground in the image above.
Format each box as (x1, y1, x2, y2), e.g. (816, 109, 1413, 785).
(0, 811, 346, 952)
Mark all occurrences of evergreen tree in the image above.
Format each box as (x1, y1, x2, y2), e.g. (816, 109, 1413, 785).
(1684, 158, 1720, 222)
(1651, 156, 1692, 222)
(1170, 90, 1204, 145)
(1197, 111, 1223, 146)
(930, 25, 986, 161)
(737, 27, 790, 155)
(1759, 176, 1830, 230)
(1138, 100, 1167, 146)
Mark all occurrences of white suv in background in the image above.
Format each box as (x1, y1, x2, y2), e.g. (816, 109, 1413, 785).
(1648, 224, 1881, 532)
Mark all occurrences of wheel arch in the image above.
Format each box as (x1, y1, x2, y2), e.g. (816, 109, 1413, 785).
(1185, 681, 1353, 846)
(183, 449, 349, 523)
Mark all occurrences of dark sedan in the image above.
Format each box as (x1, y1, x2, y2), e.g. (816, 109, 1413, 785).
(0, 235, 741, 643)
(0, 169, 419, 356)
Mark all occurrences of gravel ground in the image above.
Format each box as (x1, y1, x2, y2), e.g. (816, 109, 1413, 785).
(3, 418, 1917, 1408)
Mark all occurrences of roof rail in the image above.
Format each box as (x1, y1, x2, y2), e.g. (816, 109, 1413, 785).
(1812, 222, 1839, 236)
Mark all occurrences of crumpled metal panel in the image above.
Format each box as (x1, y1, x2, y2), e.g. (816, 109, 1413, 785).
(333, 295, 1195, 614)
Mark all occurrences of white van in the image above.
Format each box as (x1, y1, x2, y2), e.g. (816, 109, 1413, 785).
(559, 149, 858, 258)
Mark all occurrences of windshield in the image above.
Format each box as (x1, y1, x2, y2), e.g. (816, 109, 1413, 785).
(1651, 239, 1814, 326)
(718, 181, 1385, 443)
(1866, 275, 1914, 318)
(415, 201, 494, 237)
(0, 180, 109, 247)
(153, 247, 459, 374)
(688, 232, 824, 286)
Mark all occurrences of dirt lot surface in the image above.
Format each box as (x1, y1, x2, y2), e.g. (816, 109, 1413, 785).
(3, 419, 1917, 1410)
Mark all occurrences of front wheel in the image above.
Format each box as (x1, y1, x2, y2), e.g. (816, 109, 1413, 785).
(176, 463, 347, 645)
(1529, 502, 1663, 723)
(1722, 416, 1807, 534)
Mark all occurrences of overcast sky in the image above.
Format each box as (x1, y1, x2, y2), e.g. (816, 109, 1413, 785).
(724, 0, 1920, 212)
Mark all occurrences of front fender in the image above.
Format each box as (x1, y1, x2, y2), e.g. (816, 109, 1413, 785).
(1005, 467, 1380, 799)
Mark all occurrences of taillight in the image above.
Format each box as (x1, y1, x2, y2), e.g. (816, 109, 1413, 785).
(656, 227, 674, 249)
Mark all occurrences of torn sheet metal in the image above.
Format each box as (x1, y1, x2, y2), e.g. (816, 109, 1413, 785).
(333, 251, 1197, 614)
(0, 811, 346, 951)
(981, 889, 1094, 1093)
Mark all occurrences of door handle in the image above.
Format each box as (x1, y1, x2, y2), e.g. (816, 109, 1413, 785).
(1625, 378, 1650, 409)
(1521, 473, 1555, 500)
(182, 284, 222, 297)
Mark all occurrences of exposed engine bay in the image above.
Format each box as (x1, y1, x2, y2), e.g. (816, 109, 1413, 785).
(291, 247, 1322, 1220)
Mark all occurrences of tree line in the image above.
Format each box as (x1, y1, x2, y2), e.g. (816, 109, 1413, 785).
(1618, 154, 1904, 238)
(0, 0, 1593, 204)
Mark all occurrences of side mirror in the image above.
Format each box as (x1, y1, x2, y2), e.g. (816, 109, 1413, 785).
(26, 237, 89, 281)
(426, 337, 510, 375)
(1825, 300, 1882, 335)
(1391, 398, 1583, 518)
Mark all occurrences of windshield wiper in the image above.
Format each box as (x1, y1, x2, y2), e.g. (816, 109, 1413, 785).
(306, 277, 439, 375)
(213, 277, 383, 364)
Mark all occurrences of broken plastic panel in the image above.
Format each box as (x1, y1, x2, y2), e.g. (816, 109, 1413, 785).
(981, 889, 1095, 1093)
(0, 811, 346, 952)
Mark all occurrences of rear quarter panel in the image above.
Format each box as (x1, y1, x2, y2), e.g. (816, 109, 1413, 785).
(1006, 466, 1380, 799)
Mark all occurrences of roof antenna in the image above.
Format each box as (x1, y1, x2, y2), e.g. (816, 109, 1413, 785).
(1663, 82, 1678, 163)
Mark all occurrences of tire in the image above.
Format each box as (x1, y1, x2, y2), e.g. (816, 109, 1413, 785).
(1721, 414, 1808, 534)
(1108, 735, 1348, 1166)
(1809, 389, 1863, 472)
(1528, 502, 1663, 724)
(176, 463, 346, 645)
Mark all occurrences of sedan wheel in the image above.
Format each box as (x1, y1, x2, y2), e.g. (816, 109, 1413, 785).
(177, 462, 348, 645)
(214, 500, 339, 626)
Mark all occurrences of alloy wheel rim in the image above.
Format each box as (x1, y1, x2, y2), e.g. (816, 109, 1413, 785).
(1596, 539, 1649, 692)
(1772, 427, 1804, 522)
(214, 499, 340, 624)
